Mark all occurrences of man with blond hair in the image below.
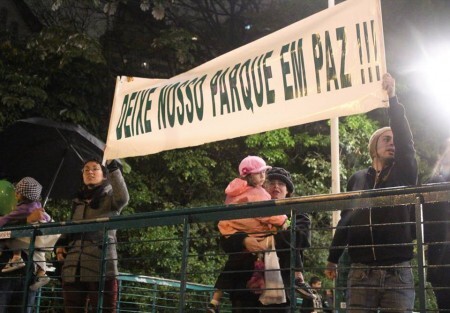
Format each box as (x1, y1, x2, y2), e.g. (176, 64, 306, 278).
(325, 74, 417, 313)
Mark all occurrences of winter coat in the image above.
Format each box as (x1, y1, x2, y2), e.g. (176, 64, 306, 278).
(328, 97, 417, 266)
(0, 201, 50, 227)
(219, 204, 311, 302)
(218, 178, 287, 237)
(59, 169, 129, 282)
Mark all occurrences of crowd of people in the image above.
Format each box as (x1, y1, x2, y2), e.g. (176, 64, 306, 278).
(0, 158, 128, 312)
(0, 72, 449, 313)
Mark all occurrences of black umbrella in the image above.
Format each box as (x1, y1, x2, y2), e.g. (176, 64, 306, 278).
(0, 117, 105, 206)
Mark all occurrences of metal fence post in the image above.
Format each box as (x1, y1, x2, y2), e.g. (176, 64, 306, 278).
(415, 195, 426, 313)
(116, 278, 122, 312)
(152, 284, 157, 313)
(97, 226, 109, 313)
(290, 210, 297, 312)
(35, 288, 42, 313)
(179, 217, 190, 312)
(23, 230, 37, 312)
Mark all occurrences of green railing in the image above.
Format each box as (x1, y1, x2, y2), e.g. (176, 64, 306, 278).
(33, 273, 231, 313)
(1, 182, 450, 312)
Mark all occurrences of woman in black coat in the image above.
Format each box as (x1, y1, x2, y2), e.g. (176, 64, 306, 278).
(210, 167, 312, 313)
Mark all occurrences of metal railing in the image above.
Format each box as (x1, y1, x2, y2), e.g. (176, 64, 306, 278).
(33, 273, 230, 313)
(1, 182, 449, 312)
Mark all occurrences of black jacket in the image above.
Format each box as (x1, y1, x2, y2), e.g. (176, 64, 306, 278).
(328, 97, 417, 265)
(423, 175, 450, 286)
(300, 290, 332, 313)
(220, 212, 311, 299)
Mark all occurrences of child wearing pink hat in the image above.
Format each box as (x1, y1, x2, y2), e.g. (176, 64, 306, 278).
(219, 155, 287, 237)
(207, 156, 288, 313)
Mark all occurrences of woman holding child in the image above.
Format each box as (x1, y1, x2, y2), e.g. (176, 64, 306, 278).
(207, 157, 312, 313)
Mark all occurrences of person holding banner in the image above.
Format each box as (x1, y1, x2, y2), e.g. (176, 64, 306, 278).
(55, 158, 129, 313)
(325, 73, 417, 313)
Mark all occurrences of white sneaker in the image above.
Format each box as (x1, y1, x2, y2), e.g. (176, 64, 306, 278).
(1, 257, 25, 273)
(29, 274, 51, 291)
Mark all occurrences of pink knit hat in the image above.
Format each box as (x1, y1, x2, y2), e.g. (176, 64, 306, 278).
(239, 156, 271, 177)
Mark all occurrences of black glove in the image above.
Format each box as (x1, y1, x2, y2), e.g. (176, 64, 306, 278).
(106, 159, 120, 173)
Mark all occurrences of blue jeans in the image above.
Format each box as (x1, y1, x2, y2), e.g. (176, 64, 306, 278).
(346, 262, 415, 313)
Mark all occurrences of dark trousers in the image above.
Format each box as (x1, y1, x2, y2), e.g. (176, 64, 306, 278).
(433, 287, 450, 312)
(62, 279, 118, 313)
(0, 277, 36, 313)
(230, 294, 290, 313)
(260, 300, 290, 313)
(230, 291, 260, 313)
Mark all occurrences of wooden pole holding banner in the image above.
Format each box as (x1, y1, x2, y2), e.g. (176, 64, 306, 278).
(328, 0, 341, 230)
(328, 4, 345, 313)
(331, 119, 340, 222)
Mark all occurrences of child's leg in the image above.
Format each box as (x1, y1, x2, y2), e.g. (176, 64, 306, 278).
(29, 251, 51, 291)
(208, 255, 236, 310)
(12, 250, 21, 259)
(1, 250, 26, 272)
(4, 239, 29, 262)
(33, 250, 47, 274)
(209, 275, 225, 308)
(29, 269, 51, 291)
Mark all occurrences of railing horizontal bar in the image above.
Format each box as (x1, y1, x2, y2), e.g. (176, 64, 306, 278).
(2, 183, 449, 239)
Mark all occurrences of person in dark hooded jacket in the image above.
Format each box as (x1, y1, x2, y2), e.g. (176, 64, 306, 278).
(325, 73, 417, 313)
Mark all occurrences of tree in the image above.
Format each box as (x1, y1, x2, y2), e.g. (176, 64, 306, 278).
(0, 25, 109, 133)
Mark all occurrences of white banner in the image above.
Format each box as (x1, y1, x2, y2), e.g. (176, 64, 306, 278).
(105, 0, 386, 160)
